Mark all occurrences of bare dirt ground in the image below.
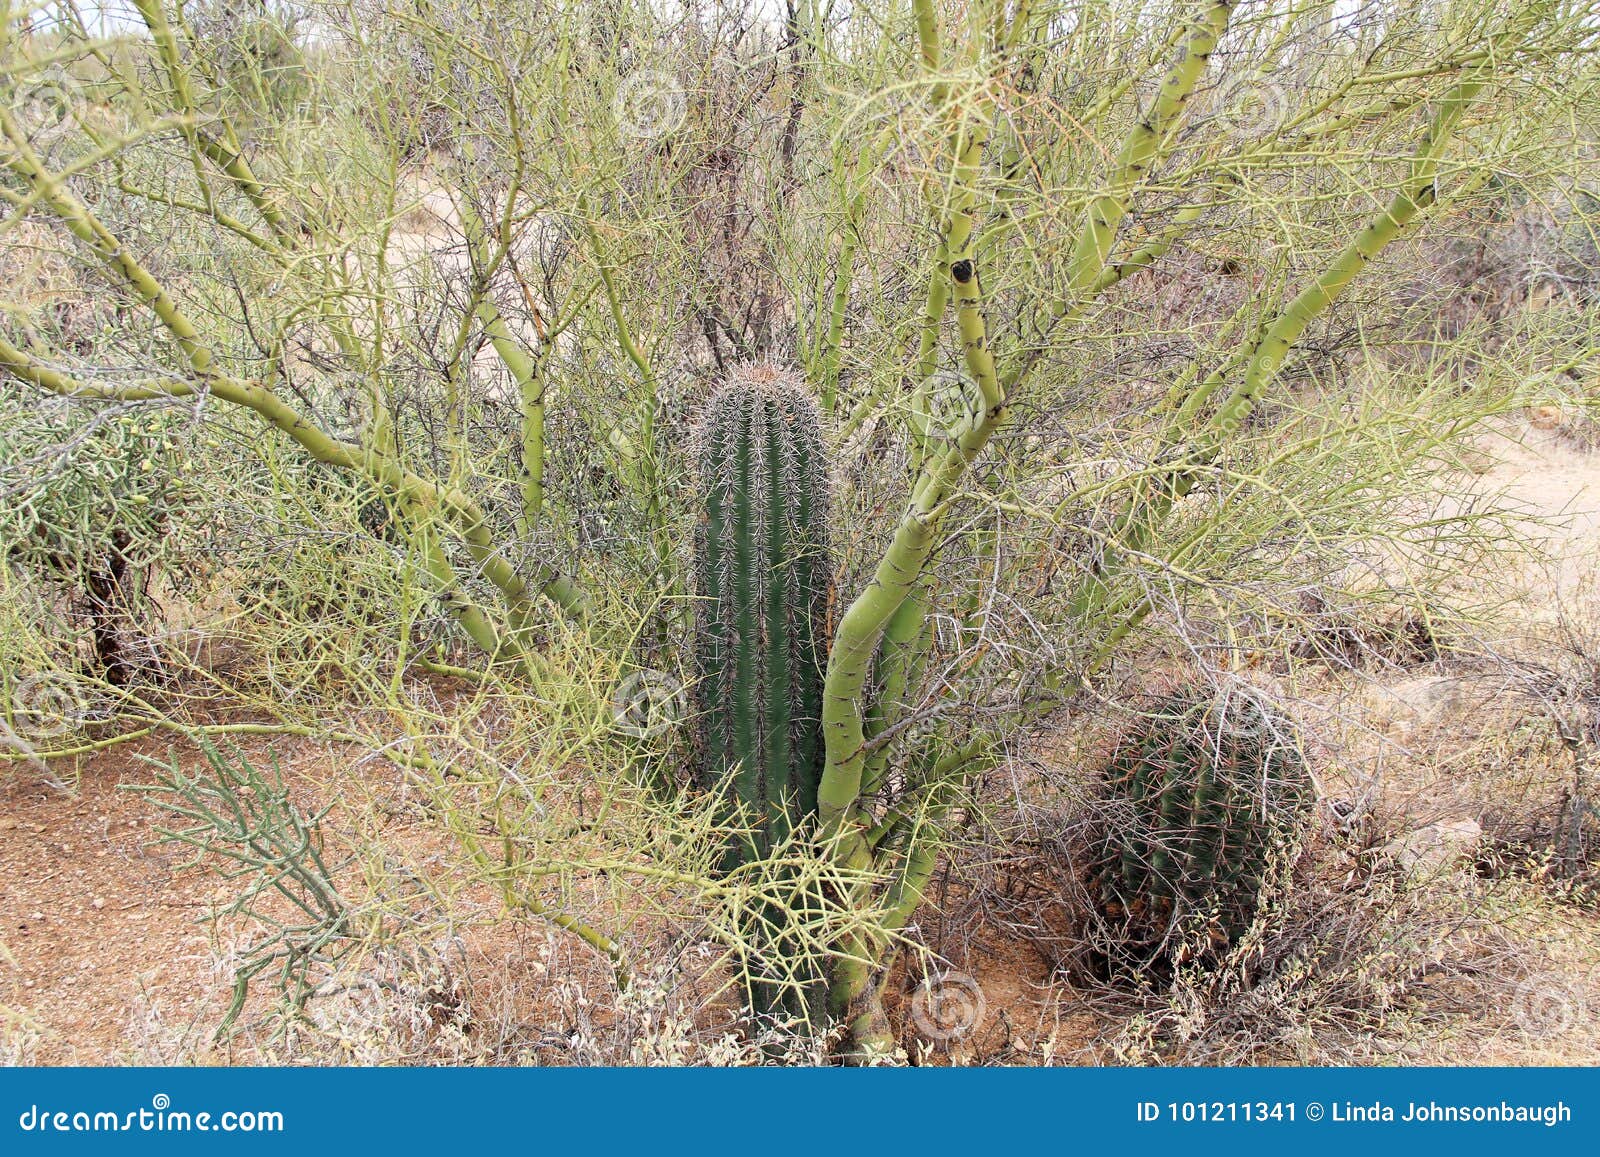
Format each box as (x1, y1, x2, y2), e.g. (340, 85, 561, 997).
(1316, 418, 1600, 1063)
(3, 417, 1599, 1065)
(0, 740, 225, 1063)
(0, 730, 611, 1065)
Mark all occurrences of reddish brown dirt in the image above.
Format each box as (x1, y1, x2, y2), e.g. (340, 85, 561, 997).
(2, 689, 1594, 1065)
(1, 728, 565, 1064)
(0, 727, 1080, 1065)
(1, 739, 230, 1063)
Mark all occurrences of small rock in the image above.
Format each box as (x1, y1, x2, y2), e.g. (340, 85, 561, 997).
(1529, 405, 1567, 430)
(1359, 676, 1529, 746)
(91, 897, 105, 910)
(1382, 817, 1483, 876)
(0, 818, 18, 831)
(1361, 676, 1464, 740)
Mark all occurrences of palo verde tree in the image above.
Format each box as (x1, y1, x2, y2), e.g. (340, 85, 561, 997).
(3, 0, 1598, 1059)
(795, 0, 1599, 1056)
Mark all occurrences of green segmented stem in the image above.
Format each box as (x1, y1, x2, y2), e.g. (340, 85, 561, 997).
(693, 364, 832, 864)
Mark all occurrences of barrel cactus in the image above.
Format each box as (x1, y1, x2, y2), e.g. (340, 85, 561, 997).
(692, 362, 832, 864)
(1093, 686, 1314, 966)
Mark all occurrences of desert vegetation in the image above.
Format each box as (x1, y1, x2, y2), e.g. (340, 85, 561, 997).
(2, 0, 1599, 1065)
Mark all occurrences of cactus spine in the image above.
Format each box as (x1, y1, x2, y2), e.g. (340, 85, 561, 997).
(693, 363, 832, 864)
(1096, 686, 1313, 962)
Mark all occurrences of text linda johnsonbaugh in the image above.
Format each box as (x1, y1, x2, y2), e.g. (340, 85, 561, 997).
(18, 1094, 284, 1134)
(1137, 1100, 1573, 1127)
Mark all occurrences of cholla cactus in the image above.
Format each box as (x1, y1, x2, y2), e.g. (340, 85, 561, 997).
(692, 363, 833, 865)
(1094, 686, 1314, 964)
(0, 398, 198, 684)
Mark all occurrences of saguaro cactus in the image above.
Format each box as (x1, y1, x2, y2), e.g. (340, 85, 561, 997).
(693, 363, 832, 863)
(1095, 686, 1314, 964)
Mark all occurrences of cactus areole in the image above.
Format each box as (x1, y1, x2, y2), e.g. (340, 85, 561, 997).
(692, 364, 833, 864)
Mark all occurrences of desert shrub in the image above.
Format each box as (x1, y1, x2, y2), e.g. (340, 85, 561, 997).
(947, 722, 1551, 1064)
(129, 740, 363, 1037)
(186, 1, 313, 128)
(0, 394, 207, 685)
(1086, 858, 1529, 1065)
